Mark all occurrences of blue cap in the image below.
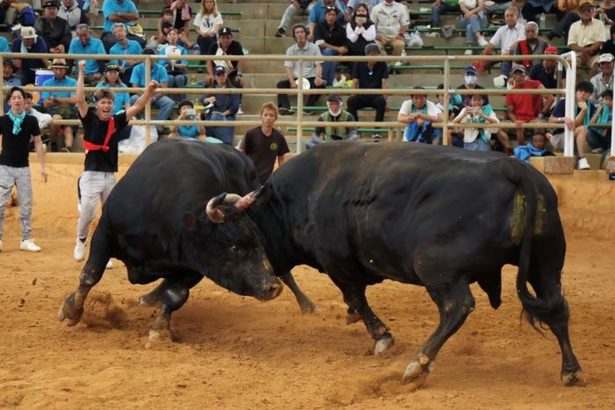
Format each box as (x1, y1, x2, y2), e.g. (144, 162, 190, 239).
(465, 65, 478, 75)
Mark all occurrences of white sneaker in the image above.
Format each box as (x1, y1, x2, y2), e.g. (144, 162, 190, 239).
(20, 239, 41, 252)
(464, 49, 473, 55)
(106, 260, 113, 269)
(394, 61, 403, 67)
(477, 35, 489, 47)
(577, 157, 590, 170)
(74, 238, 86, 261)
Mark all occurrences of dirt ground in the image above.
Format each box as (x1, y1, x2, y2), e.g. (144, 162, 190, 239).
(1, 158, 614, 409)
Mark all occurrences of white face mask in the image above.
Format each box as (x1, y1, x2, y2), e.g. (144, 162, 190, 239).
(465, 75, 477, 85)
(327, 101, 342, 117)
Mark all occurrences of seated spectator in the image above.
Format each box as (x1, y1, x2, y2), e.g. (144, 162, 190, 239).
(58, 0, 89, 32)
(588, 89, 612, 152)
(35, 1, 71, 54)
(239, 102, 291, 184)
(201, 66, 240, 145)
(521, 0, 564, 23)
(345, 3, 377, 60)
(480, 6, 525, 82)
(158, 27, 188, 100)
(307, 94, 358, 149)
(169, 100, 205, 139)
(346, 43, 388, 123)
(101, 0, 138, 52)
(453, 94, 498, 152)
(163, 0, 193, 48)
(314, 6, 348, 86)
(308, 0, 346, 43)
(68, 24, 106, 84)
(156, 8, 175, 45)
(3, 59, 21, 87)
(590, 53, 614, 103)
(24, 91, 53, 131)
(484, 0, 516, 18)
(511, 22, 549, 70)
(275, 0, 314, 38)
(207, 27, 245, 88)
(431, 0, 460, 30)
(547, 80, 594, 169)
(456, 64, 489, 108)
(129, 49, 175, 127)
(459, 0, 489, 47)
(371, 0, 409, 66)
(109, 23, 143, 85)
(277, 24, 326, 116)
(547, 9, 581, 41)
(529, 46, 560, 89)
(513, 133, 555, 161)
(398, 88, 442, 144)
(11, 26, 49, 85)
(193, 0, 223, 55)
(502, 63, 553, 146)
(567, 0, 607, 66)
(600, 22, 615, 56)
(40, 58, 77, 152)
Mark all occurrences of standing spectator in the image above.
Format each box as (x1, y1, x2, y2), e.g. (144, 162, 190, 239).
(0, 87, 47, 253)
(398, 88, 442, 144)
(346, 43, 388, 123)
(481, 6, 525, 82)
(511, 21, 549, 70)
(41, 58, 78, 152)
(504, 63, 554, 146)
(275, 0, 313, 38)
(3, 59, 22, 87)
(193, 0, 223, 55)
(370, 0, 409, 66)
(314, 6, 348, 86)
(109, 22, 143, 85)
(11, 26, 49, 85)
(201, 66, 240, 145)
(521, 0, 564, 23)
(101, 0, 139, 52)
(588, 89, 612, 153)
(529, 46, 559, 89)
(158, 27, 188, 100)
(590, 53, 614, 103)
(307, 94, 358, 149)
(129, 49, 175, 127)
(58, 0, 89, 31)
(453, 94, 499, 152)
(308, 0, 346, 42)
(163, 0, 193, 48)
(459, 0, 489, 47)
(207, 27, 245, 88)
(432, 0, 460, 30)
(73, 60, 158, 263)
(68, 24, 106, 84)
(345, 3, 377, 59)
(239, 102, 291, 184)
(35, 1, 72, 54)
(547, 80, 594, 169)
(568, 0, 607, 66)
(276, 24, 326, 116)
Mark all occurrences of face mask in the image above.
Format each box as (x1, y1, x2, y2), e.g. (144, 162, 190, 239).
(465, 75, 477, 85)
(327, 101, 341, 117)
(355, 15, 367, 24)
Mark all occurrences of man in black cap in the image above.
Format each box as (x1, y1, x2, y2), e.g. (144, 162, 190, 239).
(307, 94, 357, 148)
(206, 27, 245, 88)
(3, 59, 21, 88)
(346, 43, 388, 124)
(34, 1, 71, 54)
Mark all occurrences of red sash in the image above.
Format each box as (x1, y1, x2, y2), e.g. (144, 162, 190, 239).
(83, 116, 115, 153)
(519, 40, 531, 69)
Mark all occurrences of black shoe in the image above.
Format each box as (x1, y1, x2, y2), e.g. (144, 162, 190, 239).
(279, 107, 294, 115)
(275, 28, 285, 38)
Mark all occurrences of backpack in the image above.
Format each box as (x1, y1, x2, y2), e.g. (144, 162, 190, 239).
(19, 6, 36, 27)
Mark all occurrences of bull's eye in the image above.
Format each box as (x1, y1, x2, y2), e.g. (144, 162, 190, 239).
(230, 245, 238, 252)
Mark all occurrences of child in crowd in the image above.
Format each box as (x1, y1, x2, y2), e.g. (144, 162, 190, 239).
(169, 100, 204, 139)
(452, 94, 498, 152)
(588, 89, 613, 153)
(513, 133, 555, 161)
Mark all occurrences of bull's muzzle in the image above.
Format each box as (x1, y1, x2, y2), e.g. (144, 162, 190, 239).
(260, 278, 284, 301)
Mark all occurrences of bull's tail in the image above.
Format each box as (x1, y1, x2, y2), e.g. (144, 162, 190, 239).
(507, 162, 568, 332)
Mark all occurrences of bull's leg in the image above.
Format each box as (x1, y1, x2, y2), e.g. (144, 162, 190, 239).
(58, 226, 112, 326)
(402, 280, 475, 389)
(280, 272, 318, 314)
(149, 271, 203, 341)
(333, 279, 393, 355)
(138, 280, 168, 307)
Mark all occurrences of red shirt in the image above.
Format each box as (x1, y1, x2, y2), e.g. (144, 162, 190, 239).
(505, 79, 543, 122)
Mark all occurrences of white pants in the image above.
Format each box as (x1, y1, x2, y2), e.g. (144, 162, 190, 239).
(76, 171, 116, 241)
(0, 165, 33, 240)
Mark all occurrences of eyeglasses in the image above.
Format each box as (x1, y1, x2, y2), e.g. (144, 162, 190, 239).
(326, 5, 338, 12)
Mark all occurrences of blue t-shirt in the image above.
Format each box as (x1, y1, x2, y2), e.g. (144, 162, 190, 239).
(68, 37, 107, 74)
(96, 81, 131, 114)
(178, 125, 200, 138)
(0, 37, 9, 53)
(41, 76, 77, 101)
(130, 63, 168, 87)
(158, 44, 188, 70)
(109, 40, 143, 68)
(309, 0, 346, 25)
(102, 0, 138, 32)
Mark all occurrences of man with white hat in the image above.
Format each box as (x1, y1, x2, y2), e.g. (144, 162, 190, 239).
(10, 26, 50, 85)
(41, 58, 77, 152)
(568, 0, 607, 66)
(590, 53, 615, 104)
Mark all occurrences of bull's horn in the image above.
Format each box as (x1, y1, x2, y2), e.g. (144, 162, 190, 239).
(233, 188, 263, 211)
(206, 193, 227, 223)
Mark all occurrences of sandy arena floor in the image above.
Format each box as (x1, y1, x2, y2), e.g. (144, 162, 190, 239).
(0, 157, 614, 409)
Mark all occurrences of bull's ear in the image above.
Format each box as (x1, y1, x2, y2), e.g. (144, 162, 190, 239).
(205, 192, 227, 223)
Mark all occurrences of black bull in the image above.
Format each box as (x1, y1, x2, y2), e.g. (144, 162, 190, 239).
(246, 142, 582, 388)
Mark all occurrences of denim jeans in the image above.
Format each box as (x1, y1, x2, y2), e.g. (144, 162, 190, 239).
(459, 16, 487, 44)
(320, 48, 339, 86)
(432, 3, 460, 27)
(206, 111, 235, 145)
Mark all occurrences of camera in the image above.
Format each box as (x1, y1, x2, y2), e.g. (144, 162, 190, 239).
(185, 109, 196, 117)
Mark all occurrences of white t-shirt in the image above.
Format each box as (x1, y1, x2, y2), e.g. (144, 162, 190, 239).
(193, 13, 224, 35)
(454, 107, 499, 143)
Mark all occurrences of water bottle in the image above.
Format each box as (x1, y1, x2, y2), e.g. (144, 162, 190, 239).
(539, 13, 546, 30)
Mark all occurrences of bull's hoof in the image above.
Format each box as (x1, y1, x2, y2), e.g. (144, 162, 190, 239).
(148, 328, 173, 342)
(346, 311, 362, 325)
(374, 334, 394, 355)
(57, 294, 83, 326)
(299, 299, 319, 314)
(401, 356, 434, 390)
(562, 370, 586, 387)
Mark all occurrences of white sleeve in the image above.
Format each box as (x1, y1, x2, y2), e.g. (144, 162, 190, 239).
(346, 23, 359, 43)
(399, 100, 412, 115)
(363, 25, 376, 42)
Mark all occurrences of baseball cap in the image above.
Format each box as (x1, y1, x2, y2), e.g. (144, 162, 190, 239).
(21, 26, 37, 39)
(464, 65, 478, 75)
(218, 27, 233, 36)
(326, 94, 342, 102)
(3, 58, 15, 68)
(598, 53, 614, 63)
(545, 46, 558, 55)
(42, 0, 59, 8)
(104, 63, 120, 72)
(213, 65, 227, 75)
(512, 63, 526, 74)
